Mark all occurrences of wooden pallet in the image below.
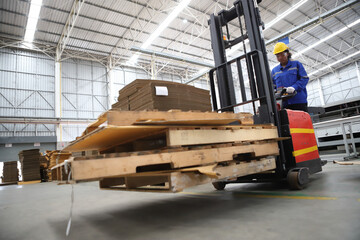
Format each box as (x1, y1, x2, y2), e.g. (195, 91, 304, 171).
(82, 109, 254, 136)
(99, 157, 276, 192)
(68, 140, 279, 181)
(50, 110, 284, 192)
(66, 124, 277, 152)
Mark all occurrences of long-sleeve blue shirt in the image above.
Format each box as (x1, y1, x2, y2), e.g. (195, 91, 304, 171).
(271, 60, 309, 105)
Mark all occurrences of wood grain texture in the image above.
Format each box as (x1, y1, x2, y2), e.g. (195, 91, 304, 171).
(72, 141, 279, 181)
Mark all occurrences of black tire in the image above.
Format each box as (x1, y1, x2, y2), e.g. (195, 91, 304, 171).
(287, 171, 304, 190)
(212, 181, 226, 190)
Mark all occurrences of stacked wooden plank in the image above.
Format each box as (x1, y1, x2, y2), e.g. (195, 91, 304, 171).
(111, 79, 212, 112)
(52, 109, 281, 192)
(18, 149, 41, 181)
(2, 161, 18, 183)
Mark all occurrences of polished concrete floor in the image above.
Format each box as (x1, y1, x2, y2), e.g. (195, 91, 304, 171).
(0, 163, 359, 240)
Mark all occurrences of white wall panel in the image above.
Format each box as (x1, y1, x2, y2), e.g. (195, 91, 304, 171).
(93, 66, 107, 82)
(61, 59, 108, 119)
(307, 61, 360, 107)
(124, 71, 136, 84)
(0, 49, 55, 121)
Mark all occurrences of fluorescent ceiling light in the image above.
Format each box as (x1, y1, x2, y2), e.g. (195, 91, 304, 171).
(127, 53, 140, 66)
(128, 0, 192, 65)
(24, 0, 43, 44)
(265, 0, 308, 30)
(227, 0, 307, 57)
(309, 50, 360, 76)
(294, 18, 360, 58)
(142, 0, 191, 49)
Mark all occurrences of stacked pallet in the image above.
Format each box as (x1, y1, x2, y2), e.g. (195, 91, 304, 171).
(45, 151, 72, 181)
(2, 161, 18, 183)
(52, 109, 281, 192)
(18, 149, 41, 181)
(111, 79, 212, 112)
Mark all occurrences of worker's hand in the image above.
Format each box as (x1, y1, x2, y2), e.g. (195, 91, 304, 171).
(286, 87, 295, 94)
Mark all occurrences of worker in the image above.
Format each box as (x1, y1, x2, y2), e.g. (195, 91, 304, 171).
(271, 42, 309, 112)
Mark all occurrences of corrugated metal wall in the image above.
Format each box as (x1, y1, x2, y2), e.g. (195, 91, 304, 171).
(0, 48, 56, 138)
(0, 48, 55, 119)
(1, 48, 359, 142)
(60, 124, 89, 142)
(308, 61, 360, 106)
(61, 59, 108, 119)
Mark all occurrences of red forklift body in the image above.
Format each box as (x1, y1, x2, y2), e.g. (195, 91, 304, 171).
(280, 109, 322, 174)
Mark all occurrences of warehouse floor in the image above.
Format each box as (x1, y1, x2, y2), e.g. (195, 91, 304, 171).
(0, 163, 359, 240)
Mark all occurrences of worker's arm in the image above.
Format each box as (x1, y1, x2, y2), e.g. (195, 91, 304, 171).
(271, 69, 277, 90)
(291, 61, 309, 91)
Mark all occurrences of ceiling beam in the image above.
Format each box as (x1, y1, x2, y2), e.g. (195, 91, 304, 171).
(131, 46, 213, 68)
(56, 0, 86, 61)
(265, 0, 359, 45)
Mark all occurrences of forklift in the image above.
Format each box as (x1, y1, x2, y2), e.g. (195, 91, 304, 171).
(208, 0, 325, 190)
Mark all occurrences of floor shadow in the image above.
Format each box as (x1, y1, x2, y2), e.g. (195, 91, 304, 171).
(49, 188, 279, 239)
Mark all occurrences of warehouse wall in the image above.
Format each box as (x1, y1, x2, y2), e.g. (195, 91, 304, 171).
(307, 61, 360, 107)
(0, 48, 57, 155)
(1, 48, 359, 143)
(0, 48, 193, 144)
(0, 48, 55, 118)
(61, 59, 108, 119)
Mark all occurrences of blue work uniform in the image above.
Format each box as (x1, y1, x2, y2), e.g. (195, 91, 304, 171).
(271, 60, 309, 106)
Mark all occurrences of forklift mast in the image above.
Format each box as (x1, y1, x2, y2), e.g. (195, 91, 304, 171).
(208, 0, 288, 177)
(209, 0, 276, 122)
(208, 0, 324, 184)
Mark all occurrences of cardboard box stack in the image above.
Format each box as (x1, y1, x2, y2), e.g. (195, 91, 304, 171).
(111, 79, 212, 112)
(2, 161, 18, 183)
(39, 154, 49, 182)
(18, 149, 41, 181)
(45, 150, 72, 180)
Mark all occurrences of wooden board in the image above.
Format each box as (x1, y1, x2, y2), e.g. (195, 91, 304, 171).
(66, 125, 277, 152)
(99, 157, 276, 192)
(82, 110, 254, 136)
(132, 119, 245, 126)
(18, 180, 41, 185)
(81, 111, 108, 136)
(166, 127, 278, 146)
(107, 110, 254, 126)
(333, 160, 360, 165)
(71, 141, 279, 181)
(65, 125, 167, 152)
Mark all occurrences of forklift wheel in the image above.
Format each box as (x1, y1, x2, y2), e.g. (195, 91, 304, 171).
(212, 182, 226, 190)
(287, 171, 304, 190)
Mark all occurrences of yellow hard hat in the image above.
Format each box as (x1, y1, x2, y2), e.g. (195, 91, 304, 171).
(273, 42, 289, 54)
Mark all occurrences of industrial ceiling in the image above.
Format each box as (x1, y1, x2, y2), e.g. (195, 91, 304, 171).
(0, 0, 359, 80)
